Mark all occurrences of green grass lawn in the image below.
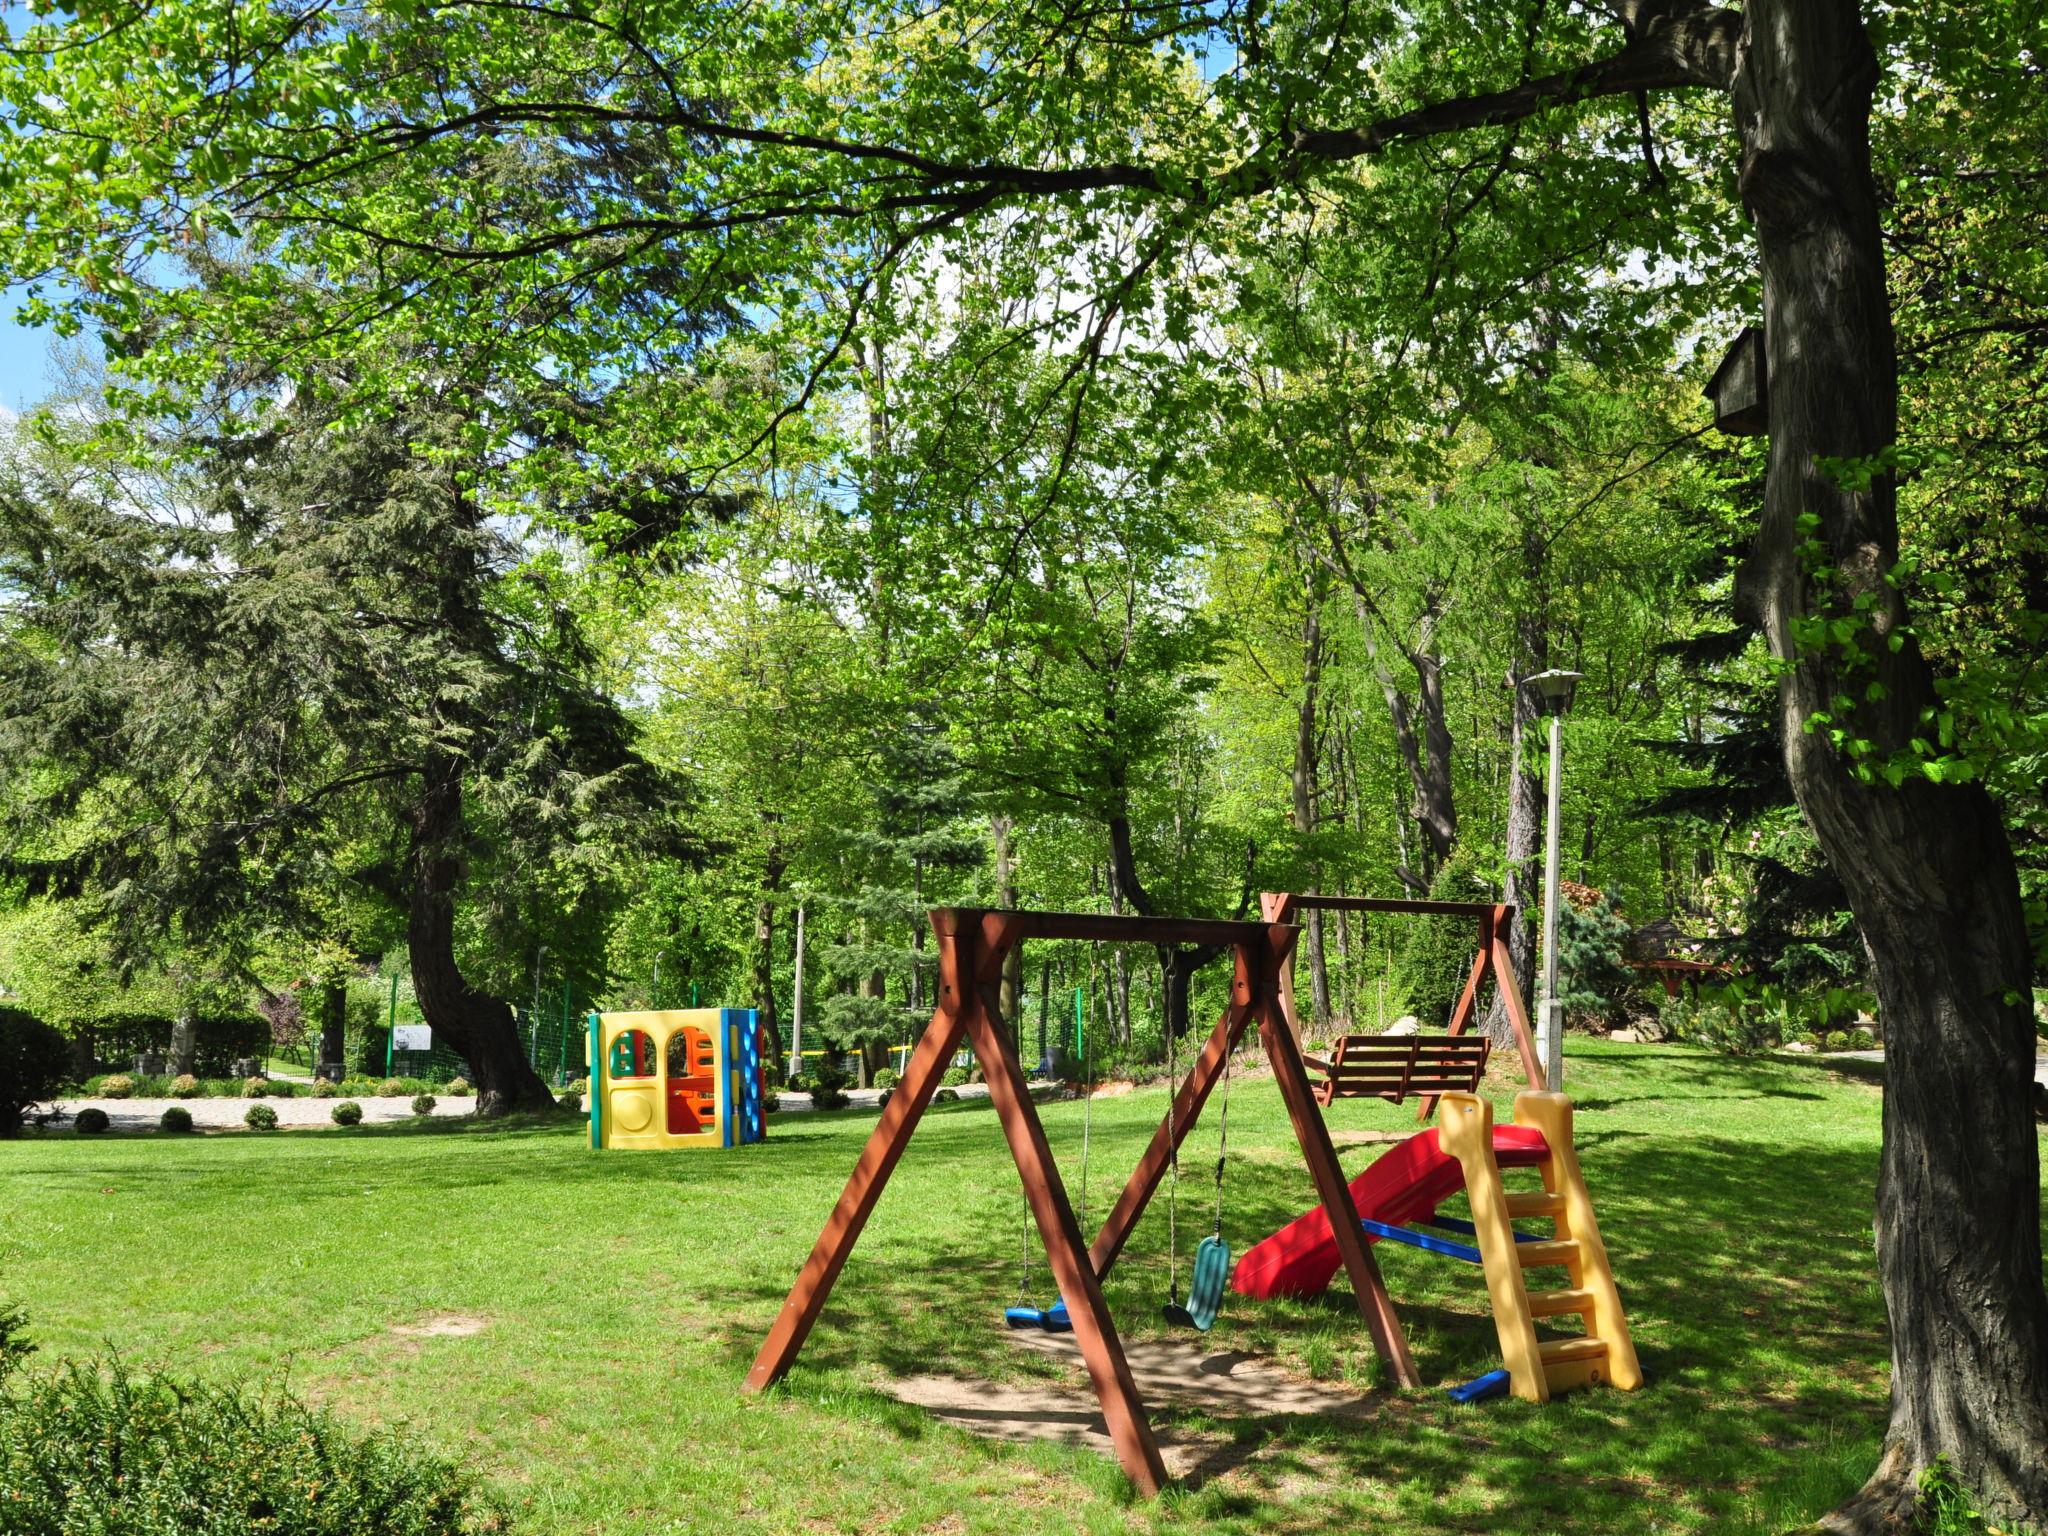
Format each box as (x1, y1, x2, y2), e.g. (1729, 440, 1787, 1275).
(3, 1041, 2029, 1535)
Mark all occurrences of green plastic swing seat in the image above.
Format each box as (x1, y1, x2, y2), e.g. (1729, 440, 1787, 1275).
(1163, 1234, 1232, 1332)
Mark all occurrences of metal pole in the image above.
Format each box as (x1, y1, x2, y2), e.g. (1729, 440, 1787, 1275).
(652, 950, 667, 1010)
(385, 973, 398, 1076)
(791, 902, 806, 1080)
(1539, 712, 1567, 1091)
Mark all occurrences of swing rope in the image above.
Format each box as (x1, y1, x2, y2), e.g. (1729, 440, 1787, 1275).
(1164, 983, 1182, 1303)
(1009, 956, 1093, 1330)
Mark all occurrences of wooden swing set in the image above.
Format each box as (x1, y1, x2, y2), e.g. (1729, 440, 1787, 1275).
(743, 896, 1543, 1495)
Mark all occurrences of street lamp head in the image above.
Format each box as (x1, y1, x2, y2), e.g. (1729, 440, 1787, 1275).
(1526, 669, 1584, 717)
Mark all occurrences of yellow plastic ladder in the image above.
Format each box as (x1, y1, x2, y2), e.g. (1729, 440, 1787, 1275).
(1436, 1089, 1642, 1402)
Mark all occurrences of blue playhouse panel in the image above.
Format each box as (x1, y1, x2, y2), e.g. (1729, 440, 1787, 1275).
(723, 1008, 764, 1146)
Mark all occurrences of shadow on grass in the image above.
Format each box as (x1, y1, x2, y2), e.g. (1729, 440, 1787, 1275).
(697, 1088, 1888, 1533)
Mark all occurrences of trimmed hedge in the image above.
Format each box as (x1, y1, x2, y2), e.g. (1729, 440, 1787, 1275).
(77, 1013, 269, 1078)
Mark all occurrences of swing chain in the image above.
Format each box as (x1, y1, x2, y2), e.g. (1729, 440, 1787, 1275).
(1163, 978, 1180, 1304)
(1211, 1046, 1231, 1239)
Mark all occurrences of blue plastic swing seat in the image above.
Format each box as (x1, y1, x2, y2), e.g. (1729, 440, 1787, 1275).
(1164, 1234, 1232, 1332)
(1004, 1299, 1072, 1332)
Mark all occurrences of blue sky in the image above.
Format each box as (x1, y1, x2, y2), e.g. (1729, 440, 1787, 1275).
(0, 296, 58, 414)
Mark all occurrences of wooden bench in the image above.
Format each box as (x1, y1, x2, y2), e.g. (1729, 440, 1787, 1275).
(1302, 1033, 1492, 1106)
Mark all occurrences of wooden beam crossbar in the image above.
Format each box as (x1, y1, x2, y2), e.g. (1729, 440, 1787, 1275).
(744, 905, 1427, 1496)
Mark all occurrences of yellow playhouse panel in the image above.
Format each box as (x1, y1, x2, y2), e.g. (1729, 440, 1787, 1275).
(598, 1009, 727, 1150)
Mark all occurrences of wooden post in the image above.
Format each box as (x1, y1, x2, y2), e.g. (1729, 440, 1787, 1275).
(1489, 913, 1545, 1092)
(743, 920, 972, 1394)
(1247, 928, 1421, 1388)
(1419, 907, 1497, 1120)
(965, 914, 1167, 1496)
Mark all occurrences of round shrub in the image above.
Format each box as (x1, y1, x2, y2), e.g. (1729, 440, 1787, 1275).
(75, 1107, 111, 1135)
(761, 1092, 781, 1114)
(268, 1079, 298, 1099)
(169, 1074, 200, 1099)
(0, 1006, 72, 1137)
(311, 1079, 338, 1098)
(377, 1078, 405, 1097)
(100, 1074, 135, 1100)
(446, 1077, 472, 1096)
(933, 1087, 960, 1104)
(0, 1339, 502, 1532)
(557, 1091, 582, 1114)
(330, 1100, 363, 1127)
(158, 1106, 194, 1134)
(873, 1068, 901, 1091)
(411, 1094, 437, 1117)
(243, 1103, 278, 1131)
(242, 1076, 269, 1098)
(939, 1066, 971, 1088)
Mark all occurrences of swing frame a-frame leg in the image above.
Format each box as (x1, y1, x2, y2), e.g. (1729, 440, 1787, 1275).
(743, 906, 1421, 1496)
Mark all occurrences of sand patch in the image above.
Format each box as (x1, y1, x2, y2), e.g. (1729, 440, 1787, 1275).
(879, 1332, 1371, 1483)
(390, 1312, 490, 1339)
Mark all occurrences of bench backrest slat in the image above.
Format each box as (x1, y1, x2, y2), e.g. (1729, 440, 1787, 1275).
(1310, 1033, 1490, 1104)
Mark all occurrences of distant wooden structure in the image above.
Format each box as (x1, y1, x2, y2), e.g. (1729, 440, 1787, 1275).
(1261, 892, 1543, 1120)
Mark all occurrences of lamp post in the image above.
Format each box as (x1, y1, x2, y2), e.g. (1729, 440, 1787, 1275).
(1526, 669, 1582, 1092)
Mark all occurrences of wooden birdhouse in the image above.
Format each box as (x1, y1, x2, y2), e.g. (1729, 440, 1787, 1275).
(1705, 326, 1768, 435)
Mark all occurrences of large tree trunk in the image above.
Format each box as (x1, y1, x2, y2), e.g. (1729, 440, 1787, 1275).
(317, 980, 346, 1079)
(1732, 3, 2048, 1526)
(754, 835, 785, 1074)
(1292, 591, 1334, 1021)
(992, 815, 1024, 1046)
(406, 760, 557, 1116)
(1354, 593, 1458, 893)
(1488, 560, 1547, 1048)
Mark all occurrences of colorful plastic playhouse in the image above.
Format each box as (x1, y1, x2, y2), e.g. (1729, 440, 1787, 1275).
(588, 1008, 766, 1151)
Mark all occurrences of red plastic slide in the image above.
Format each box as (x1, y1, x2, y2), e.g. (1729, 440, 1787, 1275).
(1231, 1124, 1551, 1299)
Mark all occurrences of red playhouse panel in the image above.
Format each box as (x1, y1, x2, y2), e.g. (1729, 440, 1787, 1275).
(1231, 1124, 1550, 1299)
(665, 1027, 718, 1136)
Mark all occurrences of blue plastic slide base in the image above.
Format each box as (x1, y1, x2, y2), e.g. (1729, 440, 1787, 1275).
(1446, 1369, 1512, 1405)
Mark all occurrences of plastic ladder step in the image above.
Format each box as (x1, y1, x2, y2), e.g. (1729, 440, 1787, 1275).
(1538, 1336, 1608, 1365)
(1526, 1286, 1596, 1317)
(1516, 1239, 1580, 1267)
(1503, 1191, 1566, 1218)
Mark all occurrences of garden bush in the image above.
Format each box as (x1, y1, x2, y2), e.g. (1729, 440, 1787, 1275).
(0, 1007, 71, 1137)
(873, 1068, 900, 1091)
(158, 1106, 194, 1134)
(331, 1100, 363, 1127)
(0, 1310, 502, 1535)
(75, 1107, 111, 1135)
(761, 1092, 780, 1114)
(412, 1094, 437, 1117)
(311, 1078, 339, 1098)
(242, 1075, 269, 1098)
(267, 1079, 297, 1098)
(99, 1073, 136, 1100)
(557, 1091, 582, 1114)
(939, 1066, 971, 1088)
(447, 1077, 472, 1096)
(377, 1078, 406, 1097)
(934, 1087, 960, 1104)
(243, 1103, 278, 1131)
(169, 1074, 200, 1098)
